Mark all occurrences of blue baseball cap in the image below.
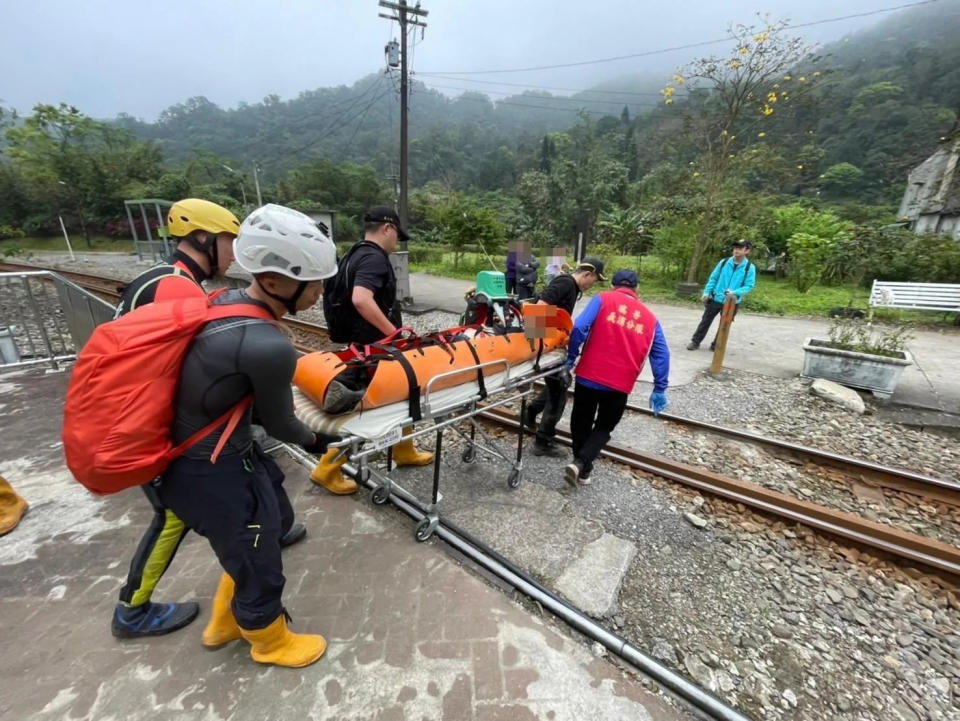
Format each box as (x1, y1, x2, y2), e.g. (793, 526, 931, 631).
(612, 269, 638, 288)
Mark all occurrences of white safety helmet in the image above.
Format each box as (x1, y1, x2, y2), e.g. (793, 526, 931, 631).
(234, 204, 338, 281)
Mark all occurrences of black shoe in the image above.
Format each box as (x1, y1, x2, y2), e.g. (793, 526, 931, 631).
(532, 441, 567, 458)
(111, 601, 200, 639)
(564, 460, 583, 487)
(280, 522, 307, 548)
(686, 342, 700, 351)
(322, 380, 366, 415)
(709, 342, 716, 351)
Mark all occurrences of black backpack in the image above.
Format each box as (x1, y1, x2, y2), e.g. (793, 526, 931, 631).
(322, 242, 369, 343)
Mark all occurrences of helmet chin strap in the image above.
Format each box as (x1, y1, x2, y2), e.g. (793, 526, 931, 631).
(255, 277, 307, 316)
(186, 232, 218, 281)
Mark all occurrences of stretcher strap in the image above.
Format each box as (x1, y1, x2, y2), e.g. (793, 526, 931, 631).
(370, 343, 422, 421)
(460, 338, 488, 400)
(533, 338, 544, 372)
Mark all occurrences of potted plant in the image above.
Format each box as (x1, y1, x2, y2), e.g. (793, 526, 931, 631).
(801, 317, 913, 398)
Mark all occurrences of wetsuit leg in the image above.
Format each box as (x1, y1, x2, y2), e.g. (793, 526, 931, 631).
(117, 482, 189, 607)
(158, 453, 285, 630)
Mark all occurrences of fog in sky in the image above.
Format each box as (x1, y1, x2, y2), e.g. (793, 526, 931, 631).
(1, 0, 921, 120)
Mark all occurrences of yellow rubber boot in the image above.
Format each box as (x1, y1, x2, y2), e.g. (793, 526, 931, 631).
(241, 614, 327, 668)
(309, 448, 357, 495)
(0, 476, 28, 536)
(202, 573, 242, 648)
(392, 438, 433, 467)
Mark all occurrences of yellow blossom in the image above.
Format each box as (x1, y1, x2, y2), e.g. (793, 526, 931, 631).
(798, 76, 806, 82)
(783, 75, 792, 81)
(729, 59, 743, 69)
(782, 93, 789, 100)
(762, 105, 774, 116)
(767, 92, 778, 103)
(721, 129, 728, 135)
(693, 172, 700, 177)
(665, 98, 673, 105)
(797, 165, 804, 170)
(753, 32, 770, 43)
(673, 74, 685, 85)
(757, 132, 766, 138)
(813, 71, 821, 77)
(773, 83, 780, 89)
(739, 45, 749, 55)
(729, 154, 735, 158)
(661, 85, 675, 98)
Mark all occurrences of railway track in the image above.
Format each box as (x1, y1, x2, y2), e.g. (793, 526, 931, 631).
(5, 261, 959, 581)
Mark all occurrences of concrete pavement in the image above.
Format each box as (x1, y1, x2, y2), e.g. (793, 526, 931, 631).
(409, 272, 960, 413)
(0, 367, 690, 721)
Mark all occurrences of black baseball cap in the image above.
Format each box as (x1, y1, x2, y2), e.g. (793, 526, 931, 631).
(364, 205, 409, 241)
(577, 256, 607, 281)
(732, 239, 752, 249)
(612, 269, 638, 288)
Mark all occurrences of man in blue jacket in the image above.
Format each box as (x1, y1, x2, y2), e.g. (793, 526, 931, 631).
(687, 240, 756, 351)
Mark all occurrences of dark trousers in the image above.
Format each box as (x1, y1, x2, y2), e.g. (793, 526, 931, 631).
(691, 299, 739, 346)
(118, 445, 293, 608)
(570, 382, 628, 478)
(517, 283, 535, 301)
(157, 445, 291, 630)
(527, 376, 567, 445)
(505, 277, 517, 295)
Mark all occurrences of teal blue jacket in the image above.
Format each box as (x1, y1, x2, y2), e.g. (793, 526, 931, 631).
(703, 256, 756, 304)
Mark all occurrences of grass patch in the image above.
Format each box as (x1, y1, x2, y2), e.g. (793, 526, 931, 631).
(412, 250, 958, 326)
(1, 236, 136, 254)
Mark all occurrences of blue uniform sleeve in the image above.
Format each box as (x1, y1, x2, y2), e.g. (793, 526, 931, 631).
(648, 321, 670, 392)
(733, 262, 756, 300)
(703, 260, 723, 297)
(567, 295, 602, 365)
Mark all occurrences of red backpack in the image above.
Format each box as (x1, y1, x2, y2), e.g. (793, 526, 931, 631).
(62, 292, 275, 495)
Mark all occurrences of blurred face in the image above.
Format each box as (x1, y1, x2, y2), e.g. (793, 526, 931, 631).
(215, 233, 235, 276)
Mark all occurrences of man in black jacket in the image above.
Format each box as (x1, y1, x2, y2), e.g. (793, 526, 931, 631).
(524, 257, 605, 456)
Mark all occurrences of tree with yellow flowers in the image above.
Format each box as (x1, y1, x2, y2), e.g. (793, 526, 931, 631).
(662, 17, 815, 285)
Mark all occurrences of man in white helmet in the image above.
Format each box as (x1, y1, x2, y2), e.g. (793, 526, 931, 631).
(156, 204, 339, 668)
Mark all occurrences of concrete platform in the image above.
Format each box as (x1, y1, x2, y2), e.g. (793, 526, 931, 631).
(0, 367, 690, 721)
(409, 273, 960, 413)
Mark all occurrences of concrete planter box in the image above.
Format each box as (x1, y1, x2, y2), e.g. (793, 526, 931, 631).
(801, 338, 912, 398)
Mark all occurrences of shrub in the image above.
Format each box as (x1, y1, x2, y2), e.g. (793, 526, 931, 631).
(827, 316, 912, 358)
(0, 225, 25, 240)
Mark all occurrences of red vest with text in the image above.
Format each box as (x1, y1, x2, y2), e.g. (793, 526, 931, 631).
(575, 287, 657, 393)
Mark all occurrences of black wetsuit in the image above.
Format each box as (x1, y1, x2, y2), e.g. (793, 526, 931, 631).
(527, 274, 581, 448)
(157, 290, 315, 629)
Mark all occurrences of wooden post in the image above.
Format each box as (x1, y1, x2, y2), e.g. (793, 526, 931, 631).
(709, 295, 737, 374)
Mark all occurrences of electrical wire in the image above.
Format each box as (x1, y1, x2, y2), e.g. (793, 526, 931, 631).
(421, 82, 658, 108)
(420, 0, 940, 75)
(417, 73, 665, 97)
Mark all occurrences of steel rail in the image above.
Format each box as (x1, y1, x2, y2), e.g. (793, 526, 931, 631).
(282, 444, 753, 721)
(481, 407, 960, 580)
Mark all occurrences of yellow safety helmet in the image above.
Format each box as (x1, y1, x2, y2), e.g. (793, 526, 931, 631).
(166, 198, 240, 238)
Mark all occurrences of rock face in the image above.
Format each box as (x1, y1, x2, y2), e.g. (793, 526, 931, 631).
(809, 379, 866, 414)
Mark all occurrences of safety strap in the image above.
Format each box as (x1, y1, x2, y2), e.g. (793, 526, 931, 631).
(370, 343, 422, 421)
(460, 338, 488, 400)
(167, 396, 253, 464)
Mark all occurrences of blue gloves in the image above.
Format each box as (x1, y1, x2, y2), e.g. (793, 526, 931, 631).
(649, 391, 668, 416)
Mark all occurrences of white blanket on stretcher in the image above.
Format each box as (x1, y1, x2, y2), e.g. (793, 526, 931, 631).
(293, 350, 566, 442)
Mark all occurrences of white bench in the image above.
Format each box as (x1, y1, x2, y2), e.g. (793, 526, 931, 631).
(868, 280, 960, 321)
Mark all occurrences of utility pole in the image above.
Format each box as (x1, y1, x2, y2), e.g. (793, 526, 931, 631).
(379, 1, 427, 305)
(378, 1, 427, 241)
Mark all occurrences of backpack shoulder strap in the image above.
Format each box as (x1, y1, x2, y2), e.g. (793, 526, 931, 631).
(204, 303, 277, 323)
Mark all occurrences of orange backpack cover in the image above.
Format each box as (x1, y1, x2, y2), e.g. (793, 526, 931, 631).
(62, 294, 275, 495)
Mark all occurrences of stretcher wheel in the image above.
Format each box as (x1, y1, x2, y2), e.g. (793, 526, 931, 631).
(461, 446, 476, 463)
(372, 485, 390, 505)
(507, 468, 521, 489)
(415, 518, 434, 542)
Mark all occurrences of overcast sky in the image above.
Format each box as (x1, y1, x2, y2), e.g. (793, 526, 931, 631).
(1, 0, 917, 120)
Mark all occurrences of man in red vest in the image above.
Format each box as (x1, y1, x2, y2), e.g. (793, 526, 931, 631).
(564, 269, 670, 486)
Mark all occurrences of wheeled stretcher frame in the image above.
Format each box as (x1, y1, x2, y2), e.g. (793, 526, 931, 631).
(325, 358, 565, 542)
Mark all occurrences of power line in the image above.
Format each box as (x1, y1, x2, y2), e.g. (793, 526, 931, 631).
(417, 73, 664, 97)
(421, 0, 939, 75)
(421, 82, 657, 108)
